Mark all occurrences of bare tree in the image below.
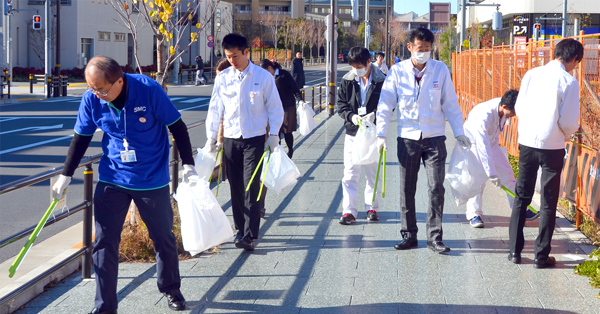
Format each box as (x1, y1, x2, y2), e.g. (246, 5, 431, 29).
(107, 0, 220, 90)
(29, 4, 57, 69)
(315, 21, 326, 58)
(389, 18, 409, 58)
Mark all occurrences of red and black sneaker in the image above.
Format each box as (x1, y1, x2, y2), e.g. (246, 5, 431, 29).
(339, 213, 356, 225)
(366, 210, 379, 221)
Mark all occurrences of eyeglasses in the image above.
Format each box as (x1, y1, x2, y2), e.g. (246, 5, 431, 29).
(87, 82, 115, 97)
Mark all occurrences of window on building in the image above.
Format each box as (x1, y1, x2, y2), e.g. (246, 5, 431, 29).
(81, 38, 93, 66)
(114, 33, 126, 42)
(98, 31, 111, 41)
(340, 8, 350, 14)
(28, 0, 71, 4)
(342, 21, 351, 27)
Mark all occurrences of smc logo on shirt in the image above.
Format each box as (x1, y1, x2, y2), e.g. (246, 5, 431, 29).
(134, 106, 147, 113)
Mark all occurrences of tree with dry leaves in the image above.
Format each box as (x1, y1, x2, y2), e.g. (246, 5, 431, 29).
(107, 0, 220, 91)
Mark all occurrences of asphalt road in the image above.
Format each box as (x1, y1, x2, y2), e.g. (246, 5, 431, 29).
(0, 63, 352, 264)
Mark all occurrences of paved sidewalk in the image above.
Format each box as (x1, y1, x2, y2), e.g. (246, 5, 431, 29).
(15, 110, 600, 314)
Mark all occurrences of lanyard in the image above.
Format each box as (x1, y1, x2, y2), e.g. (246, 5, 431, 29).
(108, 104, 130, 151)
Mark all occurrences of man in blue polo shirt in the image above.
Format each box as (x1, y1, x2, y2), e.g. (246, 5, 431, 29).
(51, 56, 196, 314)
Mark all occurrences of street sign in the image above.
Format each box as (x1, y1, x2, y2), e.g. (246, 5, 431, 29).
(207, 35, 214, 42)
(512, 14, 531, 37)
(207, 41, 214, 48)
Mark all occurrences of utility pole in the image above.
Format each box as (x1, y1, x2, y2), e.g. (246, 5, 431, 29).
(327, 1, 337, 116)
(460, 0, 466, 52)
(364, 0, 370, 48)
(55, 0, 60, 80)
(385, 0, 389, 67)
(45, 0, 50, 96)
(562, 0, 567, 38)
(174, 4, 179, 84)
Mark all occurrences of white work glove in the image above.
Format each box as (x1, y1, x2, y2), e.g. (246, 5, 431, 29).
(204, 138, 217, 153)
(456, 135, 472, 149)
(489, 175, 502, 189)
(52, 175, 71, 199)
(298, 101, 307, 110)
(182, 165, 199, 185)
(362, 112, 375, 124)
(265, 135, 279, 152)
(351, 114, 361, 126)
(216, 141, 224, 151)
(376, 136, 387, 152)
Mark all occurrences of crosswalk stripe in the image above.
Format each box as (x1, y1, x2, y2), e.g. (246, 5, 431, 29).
(180, 97, 210, 103)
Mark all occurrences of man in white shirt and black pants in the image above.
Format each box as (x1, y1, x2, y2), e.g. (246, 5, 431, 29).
(205, 34, 284, 251)
(376, 28, 471, 253)
(508, 38, 583, 268)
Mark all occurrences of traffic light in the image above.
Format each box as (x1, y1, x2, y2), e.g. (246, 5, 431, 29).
(533, 23, 541, 41)
(32, 15, 41, 30)
(4, 0, 11, 15)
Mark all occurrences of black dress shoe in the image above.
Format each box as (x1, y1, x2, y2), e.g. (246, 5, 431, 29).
(427, 241, 450, 253)
(394, 237, 418, 250)
(508, 253, 521, 264)
(235, 237, 255, 251)
(163, 289, 186, 311)
(89, 308, 117, 314)
(534, 256, 556, 269)
(234, 232, 243, 244)
(260, 208, 266, 219)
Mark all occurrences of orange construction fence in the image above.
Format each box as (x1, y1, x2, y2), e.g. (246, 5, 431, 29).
(452, 32, 600, 226)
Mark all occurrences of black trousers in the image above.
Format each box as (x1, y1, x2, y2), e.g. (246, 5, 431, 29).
(397, 136, 447, 241)
(509, 144, 565, 259)
(223, 135, 265, 239)
(93, 182, 180, 311)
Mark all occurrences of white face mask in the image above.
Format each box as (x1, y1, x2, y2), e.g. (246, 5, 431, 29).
(353, 66, 367, 77)
(412, 51, 430, 64)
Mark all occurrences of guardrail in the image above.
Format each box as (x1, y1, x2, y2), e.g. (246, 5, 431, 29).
(0, 119, 206, 311)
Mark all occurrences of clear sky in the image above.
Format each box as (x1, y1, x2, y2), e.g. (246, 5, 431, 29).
(394, 0, 458, 16)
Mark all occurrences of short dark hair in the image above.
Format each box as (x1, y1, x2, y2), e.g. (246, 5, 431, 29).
(85, 56, 123, 84)
(222, 33, 248, 52)
(553, 38, 584, 63)
(347, 47, 371, 67)
(500, 89, 519, 112)
(296, 51, 302, 54)
(259, 59, 279, 70)
(215, 58, 231, 73)
(375, 52, 385, 59)
(408, 27, 434, 44)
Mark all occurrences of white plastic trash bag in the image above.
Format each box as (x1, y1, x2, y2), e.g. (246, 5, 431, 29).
(176, 179, 234, 256)
(260, 146, 301, 193)
(445, 143, 487, 206)
(298, 105, 316, 136)
(194, 147, 217, 181)
(352, 120, 378, 165)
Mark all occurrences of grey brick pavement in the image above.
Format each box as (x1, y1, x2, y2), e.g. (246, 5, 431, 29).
(16, 110, 600, 314)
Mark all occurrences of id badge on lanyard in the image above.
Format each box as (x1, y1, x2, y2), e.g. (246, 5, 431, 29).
(358, 107, 367, 115)
(109, 105, 137, 163)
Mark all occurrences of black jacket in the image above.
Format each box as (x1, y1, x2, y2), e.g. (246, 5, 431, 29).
(275, 69, 303, 108)
(291, 58, 305, 88)
(337, 65, 386, 136)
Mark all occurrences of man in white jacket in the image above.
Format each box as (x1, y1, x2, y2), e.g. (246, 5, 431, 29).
(508, 38, 583, 268)
(376, 28, 471, 253)
(463, 90, 519, 228)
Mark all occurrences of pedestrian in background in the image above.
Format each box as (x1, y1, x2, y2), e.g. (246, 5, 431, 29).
(205, 33, 283, 251)
(259, 59, 307, 159)
(291, 51, 305, 89)
(337, 47, 385, 225)
(372, 52, 389, 75)
(376, 28, 470, 253)
(52, 56, 195, 313)
(195, 55, 206, 86)
(463, 89, 519, 228)
(508, 38, 583, 268)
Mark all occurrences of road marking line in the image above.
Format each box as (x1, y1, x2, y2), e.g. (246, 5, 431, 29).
(0, 124, 63, 135)
(169, 97, 185, 102)
(0, 128, 100, 155)
(180, 97, 210, 103)
(17, 98, 45, 102)
(0, 118, 20, 122)
(44, 98, 75, 103)
(0, 116, 77, 120)
(180, 104, 209, 111)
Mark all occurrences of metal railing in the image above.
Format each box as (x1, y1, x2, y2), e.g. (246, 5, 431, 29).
(0, 119, 206, 310)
